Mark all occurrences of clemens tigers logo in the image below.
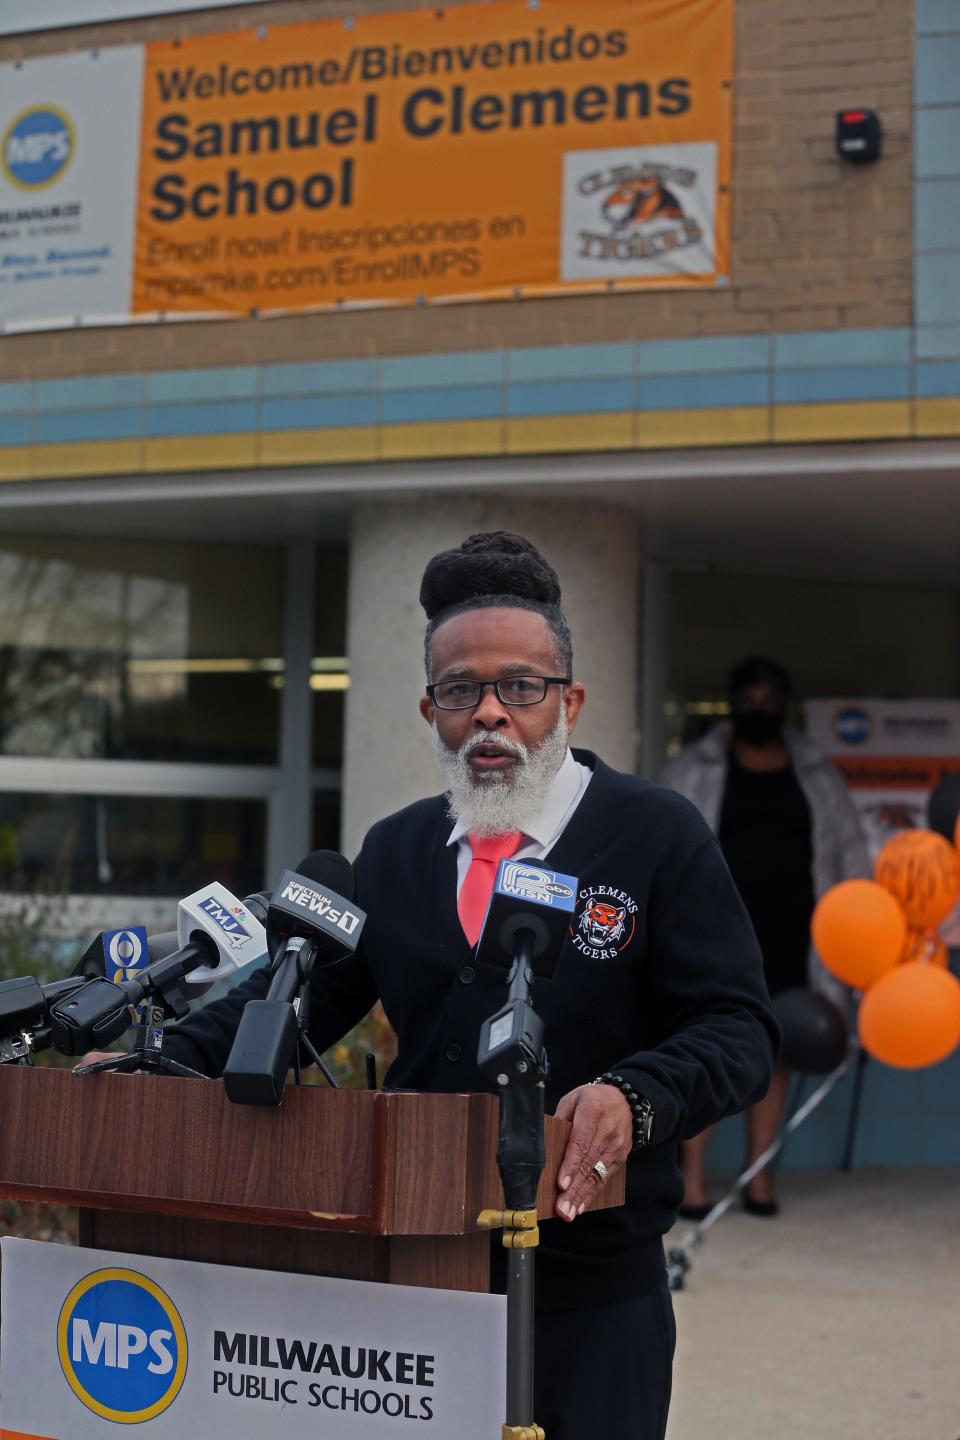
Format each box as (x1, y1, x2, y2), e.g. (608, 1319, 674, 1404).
(561, 143, 716, 282)
(571, 886, 638, 960)
(57, 1268, 187, 1423)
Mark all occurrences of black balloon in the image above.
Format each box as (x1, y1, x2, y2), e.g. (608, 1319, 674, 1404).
(927, 773, 960, 844)
(773, 988, 848, 1074)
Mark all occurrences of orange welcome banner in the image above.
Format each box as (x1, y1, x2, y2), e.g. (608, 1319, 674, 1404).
(133, 0, 733, 318)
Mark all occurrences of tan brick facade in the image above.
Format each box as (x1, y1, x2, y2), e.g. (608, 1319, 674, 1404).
(0, 0, 913, 380)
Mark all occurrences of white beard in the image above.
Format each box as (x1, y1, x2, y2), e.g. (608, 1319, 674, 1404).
(432, 711, 569, 839)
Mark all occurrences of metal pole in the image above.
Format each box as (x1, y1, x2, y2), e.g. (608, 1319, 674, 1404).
(841, 1048, 869, 1172)
(506, 1249, 536, 1425)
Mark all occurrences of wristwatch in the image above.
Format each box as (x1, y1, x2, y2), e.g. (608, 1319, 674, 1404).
(592, 1072, 655, 1152)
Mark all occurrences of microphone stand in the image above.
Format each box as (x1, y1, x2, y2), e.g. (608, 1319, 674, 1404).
(72, 951, 211, 1079)
(477, 927, 549, 1440)
(291, 968, 339, 1090)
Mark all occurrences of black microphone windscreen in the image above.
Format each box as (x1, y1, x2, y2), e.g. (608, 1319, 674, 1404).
(295, 850, 356, 901)
(147, 930, 180, 963)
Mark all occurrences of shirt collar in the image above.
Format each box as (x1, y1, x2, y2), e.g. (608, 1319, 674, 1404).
(446, 748, 581, 848)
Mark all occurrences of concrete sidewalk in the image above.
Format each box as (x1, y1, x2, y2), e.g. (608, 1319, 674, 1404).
(666, 1170, 960, 1440)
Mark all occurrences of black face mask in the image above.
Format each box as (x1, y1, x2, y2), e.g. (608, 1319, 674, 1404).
(731, 709, 785, 746)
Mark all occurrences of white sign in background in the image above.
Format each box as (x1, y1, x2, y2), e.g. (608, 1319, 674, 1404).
(0, 47, 143, 331)
(806, 697, 960, 864)
(0, 1238, 506, 1440)
(0, 1, 265, 37)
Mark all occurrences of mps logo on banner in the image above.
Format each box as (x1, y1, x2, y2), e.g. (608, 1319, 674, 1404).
(1, 104, 74, 189)
(57, 1267, 187, 1424)
(101, 926, 149, 984)
(496, 861, 577, 910)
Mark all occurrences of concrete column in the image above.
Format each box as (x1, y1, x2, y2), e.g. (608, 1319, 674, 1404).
(341, 496, 641, 858)
(639, 558, 669, 780)
(266, 539, 314, 882)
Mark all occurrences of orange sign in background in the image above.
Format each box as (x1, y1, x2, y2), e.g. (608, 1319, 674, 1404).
(133, 0, 732, 318)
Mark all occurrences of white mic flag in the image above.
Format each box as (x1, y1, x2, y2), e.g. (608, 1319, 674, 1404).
(176, 882, 268, 986)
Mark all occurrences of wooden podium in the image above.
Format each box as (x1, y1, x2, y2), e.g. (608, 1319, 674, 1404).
(0, 1068, 624, 1293)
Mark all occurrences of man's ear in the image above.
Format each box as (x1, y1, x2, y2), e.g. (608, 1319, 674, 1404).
(563, 682, 586, 733)
(419, 694, 435, 726)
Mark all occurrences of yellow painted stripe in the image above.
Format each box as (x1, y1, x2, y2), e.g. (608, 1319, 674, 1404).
(144, 433, 257, 473)
(506, 412, 633, 455)
(258, 426, 377, 467)
(380, 419, 503, 460)
(637, 406, 769, 449)
(30, 439, 142, 480)
(773, 401, 911, 443)
(0, 446, 33, 482)
(914, 397, 960, 437)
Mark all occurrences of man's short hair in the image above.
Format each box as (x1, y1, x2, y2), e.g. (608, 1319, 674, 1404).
(419, 531, 573, 679)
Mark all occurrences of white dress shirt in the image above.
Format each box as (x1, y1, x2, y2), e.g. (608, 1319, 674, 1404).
(447, 748, 593, 894)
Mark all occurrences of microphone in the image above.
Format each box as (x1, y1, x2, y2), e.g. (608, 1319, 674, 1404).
(476, 858, 577, 1086)
(50, 888, 270, 1057)
(70, 889, 270, 986)
(223, 852, 366, 1106)
(475, 859, 578, 978)
(174, 884, 269, 987)
(0, 974, 90, 1063)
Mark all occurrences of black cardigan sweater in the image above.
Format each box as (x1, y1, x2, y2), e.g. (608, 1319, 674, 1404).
(164, 750, 779, 1308)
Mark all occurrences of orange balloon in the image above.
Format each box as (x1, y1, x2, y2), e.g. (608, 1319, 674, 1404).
(811, 880, 907, 989)
(858, 962, 960, 1068)
(901, 928, 949, 968)
(874, 828, 960, 929)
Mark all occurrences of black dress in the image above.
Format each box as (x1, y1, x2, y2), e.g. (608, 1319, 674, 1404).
(718, 754, 815, 998)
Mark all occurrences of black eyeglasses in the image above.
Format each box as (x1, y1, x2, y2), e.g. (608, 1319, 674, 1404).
(426, 675, 571, 711)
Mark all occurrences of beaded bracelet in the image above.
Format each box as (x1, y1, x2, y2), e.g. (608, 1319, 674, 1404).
(592, 1072, 655, 1151)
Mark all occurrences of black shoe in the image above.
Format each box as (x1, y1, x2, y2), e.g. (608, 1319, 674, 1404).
(742, 1189, 779, 1218)
(678, 1201, 713, 1222)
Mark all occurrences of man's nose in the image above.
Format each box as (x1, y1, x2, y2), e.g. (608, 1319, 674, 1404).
(472, 684, 511, 729)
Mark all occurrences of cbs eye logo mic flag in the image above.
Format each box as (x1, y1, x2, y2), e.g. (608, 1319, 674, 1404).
(101, 927, 149, 985)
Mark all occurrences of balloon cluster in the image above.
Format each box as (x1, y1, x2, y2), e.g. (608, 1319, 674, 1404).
(812, 776, 960, 1069)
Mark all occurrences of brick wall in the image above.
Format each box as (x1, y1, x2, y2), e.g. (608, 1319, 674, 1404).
(0, 0, 913, 380)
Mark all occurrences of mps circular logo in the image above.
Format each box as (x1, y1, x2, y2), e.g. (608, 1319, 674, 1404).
(2, 104, 74, 190)
(57, 1268, 187, 1423)
(833, 705, 874, 747)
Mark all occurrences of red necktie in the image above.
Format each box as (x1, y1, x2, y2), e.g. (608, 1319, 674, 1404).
(458, 831, 523, 947)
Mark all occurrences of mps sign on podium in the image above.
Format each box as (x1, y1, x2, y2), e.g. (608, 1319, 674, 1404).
(0, 1238, 506, 1438)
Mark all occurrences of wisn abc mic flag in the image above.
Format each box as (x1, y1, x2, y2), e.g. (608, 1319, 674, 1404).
(0, 1239, 506, 1439)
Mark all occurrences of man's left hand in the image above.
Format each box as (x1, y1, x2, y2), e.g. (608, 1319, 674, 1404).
(553, 1083, 633, 1221)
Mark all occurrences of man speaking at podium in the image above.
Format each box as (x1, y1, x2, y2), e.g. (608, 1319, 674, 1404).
(161, 531, 779, 1440)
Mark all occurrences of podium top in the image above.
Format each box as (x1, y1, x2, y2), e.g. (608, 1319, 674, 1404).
(0, 1068, 624, 1236)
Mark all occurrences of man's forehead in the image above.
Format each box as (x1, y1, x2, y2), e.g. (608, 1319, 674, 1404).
(431, 606, 554, 672)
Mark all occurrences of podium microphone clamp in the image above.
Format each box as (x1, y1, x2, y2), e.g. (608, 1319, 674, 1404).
(477, 1208, 540, 1249)
(502, 1426, 545, 1440)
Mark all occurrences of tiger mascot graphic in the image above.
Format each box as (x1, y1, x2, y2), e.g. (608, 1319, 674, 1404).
(602, 176, 685, 233)
(578, 898, 628, 949)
